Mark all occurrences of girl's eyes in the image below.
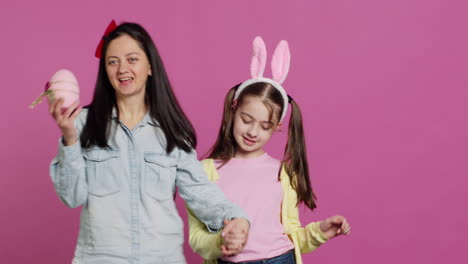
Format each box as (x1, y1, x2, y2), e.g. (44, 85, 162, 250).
(242, 118, 273, 130)
(129, 57, 138, 63)
(242, 118, 252, 124)
(107, 60, 118, 66)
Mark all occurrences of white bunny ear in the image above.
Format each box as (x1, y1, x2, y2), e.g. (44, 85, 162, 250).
(271, 40, 290, 84)
(250, 36, 267, 79)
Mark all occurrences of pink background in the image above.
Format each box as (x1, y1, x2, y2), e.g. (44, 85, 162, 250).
(2, 0, 468, 263)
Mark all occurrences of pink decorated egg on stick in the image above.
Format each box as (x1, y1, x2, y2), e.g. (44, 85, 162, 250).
(30, 69, 80, 109)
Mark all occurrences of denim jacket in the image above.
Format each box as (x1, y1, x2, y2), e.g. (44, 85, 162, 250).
(50, 109, 248, 264)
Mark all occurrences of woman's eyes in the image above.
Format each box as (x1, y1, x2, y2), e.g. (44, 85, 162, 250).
(107, 57, 139, 65)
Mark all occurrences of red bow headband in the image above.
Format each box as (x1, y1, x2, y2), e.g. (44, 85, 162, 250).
(94, 20, 118, 58)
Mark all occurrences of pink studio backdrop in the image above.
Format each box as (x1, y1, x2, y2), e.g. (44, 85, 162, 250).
(1, 0, 467, 263)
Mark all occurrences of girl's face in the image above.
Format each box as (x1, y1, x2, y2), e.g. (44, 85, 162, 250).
(105, 34, 152, 100)
(233, 96, 281, 159)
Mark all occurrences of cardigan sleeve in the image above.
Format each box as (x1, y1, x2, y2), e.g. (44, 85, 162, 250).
(281, 167, 329, 253)
(186, 159, 224, 260)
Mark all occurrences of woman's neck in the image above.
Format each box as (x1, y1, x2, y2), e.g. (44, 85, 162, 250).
(116, 96, 147, 130)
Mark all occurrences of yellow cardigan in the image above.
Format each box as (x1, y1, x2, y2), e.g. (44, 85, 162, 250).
(187, 159, 328, 264)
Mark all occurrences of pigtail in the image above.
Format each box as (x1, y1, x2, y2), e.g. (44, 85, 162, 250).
(282, 100, 317, 210)
(206, 84, 240, 166)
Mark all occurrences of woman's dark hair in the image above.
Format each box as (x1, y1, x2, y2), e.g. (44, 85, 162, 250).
(81, 22, 196, 153)
(207, 82, 316, 210)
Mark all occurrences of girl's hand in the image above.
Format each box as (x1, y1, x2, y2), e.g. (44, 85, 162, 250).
(49, 98, 81, 146)
(221, 218, 250, 256)
(319, 215, 351, 239)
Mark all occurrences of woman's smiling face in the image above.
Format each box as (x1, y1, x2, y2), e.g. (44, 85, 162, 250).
(105, 34, 152, 99)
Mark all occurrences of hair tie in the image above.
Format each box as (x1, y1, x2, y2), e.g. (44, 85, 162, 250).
(231, 99, 238, 110)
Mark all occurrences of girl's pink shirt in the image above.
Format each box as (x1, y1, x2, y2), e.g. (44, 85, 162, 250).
(215, 153, 294, 262)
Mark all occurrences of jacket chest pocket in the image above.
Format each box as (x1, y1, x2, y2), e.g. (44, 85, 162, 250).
(84, 148, 121, 197)
(143, 152, 177, 201)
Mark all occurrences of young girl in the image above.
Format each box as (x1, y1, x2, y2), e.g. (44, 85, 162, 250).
(188, 37, 350, 264)
(49, 21, 249, 264)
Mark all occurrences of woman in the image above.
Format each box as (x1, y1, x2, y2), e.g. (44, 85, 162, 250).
(49, 22, 249, 264)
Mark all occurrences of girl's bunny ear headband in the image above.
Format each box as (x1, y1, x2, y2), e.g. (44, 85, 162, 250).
(234, 36, 292, 122)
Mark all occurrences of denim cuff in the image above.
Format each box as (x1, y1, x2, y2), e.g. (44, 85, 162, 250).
(205, 204, 250, 233)
(58, 137, 83, 163)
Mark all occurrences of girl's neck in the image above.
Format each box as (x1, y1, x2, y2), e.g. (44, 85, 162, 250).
(234, 149, 267, 159)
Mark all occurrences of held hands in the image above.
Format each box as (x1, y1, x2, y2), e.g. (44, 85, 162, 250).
(221, 218, 250, 256)
(319, 215, 351, 239)
(49, 98, 81, 146)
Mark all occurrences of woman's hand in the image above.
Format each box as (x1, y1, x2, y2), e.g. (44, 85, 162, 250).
(221, 218, 250, 256)
(49, 98, 81, 146)
(319, 215, 351, 239)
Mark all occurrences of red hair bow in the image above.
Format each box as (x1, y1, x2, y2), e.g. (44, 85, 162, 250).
(94, 20, 117, 58)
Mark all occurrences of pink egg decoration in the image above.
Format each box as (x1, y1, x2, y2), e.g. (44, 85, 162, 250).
(30, 69, 80, 109)
(47, 69, 80, 108)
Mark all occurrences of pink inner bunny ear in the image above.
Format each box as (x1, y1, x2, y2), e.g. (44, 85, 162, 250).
(250, 36, 267, 79)
(271, 40, 290, 84)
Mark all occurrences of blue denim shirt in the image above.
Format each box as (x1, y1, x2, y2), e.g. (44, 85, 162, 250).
(50, 109, 248, 264)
